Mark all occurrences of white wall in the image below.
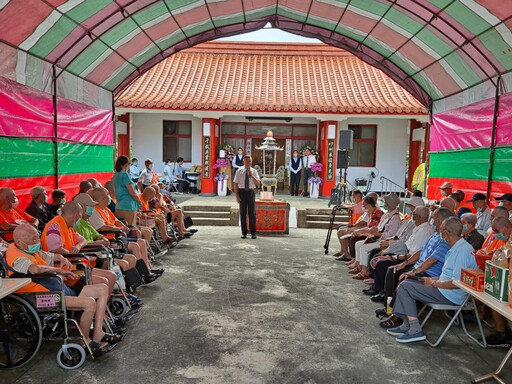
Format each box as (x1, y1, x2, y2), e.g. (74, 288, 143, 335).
(337, 118, 408, 192)
(131, 112, 202, 174)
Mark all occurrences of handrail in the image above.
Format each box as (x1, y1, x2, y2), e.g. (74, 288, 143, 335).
(379, 176, 412, 198)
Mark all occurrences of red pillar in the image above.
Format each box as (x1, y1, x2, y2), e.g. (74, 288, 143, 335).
(318, 121, 337, 196)
(408, 119, 422, 189)
(200, 118, 220, 195)
(117, 113, 130, 157)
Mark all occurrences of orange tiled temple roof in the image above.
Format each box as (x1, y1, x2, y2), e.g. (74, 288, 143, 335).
(116, 42, 428, 115)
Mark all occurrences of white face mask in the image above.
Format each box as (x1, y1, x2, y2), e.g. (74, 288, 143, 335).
(13, 197, 19, 208)
(148, 164, 153, 170)
(293, 154, 298, 158)
(441, 190, 447, 197)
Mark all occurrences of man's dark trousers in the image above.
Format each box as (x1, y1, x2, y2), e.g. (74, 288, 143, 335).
(303, 168, 312, 195)
(239, 189, 256, 236)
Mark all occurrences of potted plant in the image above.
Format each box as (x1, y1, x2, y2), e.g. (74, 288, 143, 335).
(308, 162, 323, 199)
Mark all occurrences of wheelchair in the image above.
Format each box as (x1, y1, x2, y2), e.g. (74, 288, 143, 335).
(0, 263, 95, 370)
(138, 211, 174, 259)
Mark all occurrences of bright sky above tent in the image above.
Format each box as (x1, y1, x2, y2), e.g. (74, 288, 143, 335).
(220, 23, 320, 43)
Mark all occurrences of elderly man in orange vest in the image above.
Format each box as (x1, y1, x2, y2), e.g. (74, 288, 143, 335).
(139, 186, 176, 245)
(88, 188, 163, 280)
(0, 187, 39, 241)
(41, 201, 117, 297)
(5, 224, 116, 354)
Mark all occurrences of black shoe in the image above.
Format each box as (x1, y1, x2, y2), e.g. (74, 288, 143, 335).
(363, 288, 379, 296)
(151, 269, 164, 276)
(481, 331, 511, 347)
(251, 234, 256, 239)
(241, 235, 247, 239)
(371, 292, 385, 303)
(375, 307, 388, 318)
(189, 229, 198, 233)
(184, 232, 193, 238)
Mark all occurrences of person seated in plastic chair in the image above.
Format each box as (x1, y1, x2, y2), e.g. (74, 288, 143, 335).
(48, 189, 66, 220)
(461, 212, 485, 251)
(150, 184, 196, 241)
(138, 187, 175, 245)
(41, 201, 117, 299)
(5, 224, 116, 355)
(0, 187, 39, 241)
(87, 189, 162, 279)
(387, 216, 478, 343)
(170, 157, 190, 193)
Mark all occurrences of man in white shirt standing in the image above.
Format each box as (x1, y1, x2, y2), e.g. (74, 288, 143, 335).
(302, 148, 316, 197)
(137, 159, 155, 191)
(233, 155, 261, 239)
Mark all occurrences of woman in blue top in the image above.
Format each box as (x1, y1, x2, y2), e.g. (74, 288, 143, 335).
(112, 156, 142, 226)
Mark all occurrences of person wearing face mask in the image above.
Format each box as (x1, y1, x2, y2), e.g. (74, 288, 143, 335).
(4, 224, 115, 355)
(387, 216, 477, 343)
(113, 156, 143, 226)
(41, 202, 119, 307)
(25, 186, 51, 231)
(494, 193, 512, 222)
(289, 150, 302, 196)
(466, 193, 491, 235)
(130, 158, 141, 183)
(49, 189, 66, 219)
(137, 158, 156, 192)
(428, 181, 453, 211)
(461, 212, 484, 250)
(0, 187, 39, 241)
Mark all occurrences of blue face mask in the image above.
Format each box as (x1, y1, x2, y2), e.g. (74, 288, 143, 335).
(382, 203, 388, 211)
(499, 202, 505, 207)
(74, 217, 81, 227)
(462, 224, 468, 232)
(430, 219, 437, 231)
(496, 233, 508, 241)
(60, 198, 66, 205)
(405, 206, 412, 215)
(86, 206, 95, 216)
(27, 242, 41, 254)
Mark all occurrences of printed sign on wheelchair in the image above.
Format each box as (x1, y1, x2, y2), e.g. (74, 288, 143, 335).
(35, 293, 61, 309)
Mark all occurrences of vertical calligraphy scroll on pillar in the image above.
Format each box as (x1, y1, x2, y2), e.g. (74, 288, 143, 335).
(327, 140, 335, 181)
(203, 136, 210, 178)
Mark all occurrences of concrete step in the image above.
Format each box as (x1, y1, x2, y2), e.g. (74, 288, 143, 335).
(180, 205, 232, 212)
(182, 210, 231, 218)
(192, 217, 233, 226)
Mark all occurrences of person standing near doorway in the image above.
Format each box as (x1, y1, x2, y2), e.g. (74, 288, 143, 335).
(289, 150, 302, 196)
(232, 147, 244, 171)
(302, 148, 316, 197)
(130, 158, 141, 184)
(233, 155, 261, 239)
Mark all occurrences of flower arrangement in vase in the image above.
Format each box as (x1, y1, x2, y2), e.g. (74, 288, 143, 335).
(308, 162, 323, 198)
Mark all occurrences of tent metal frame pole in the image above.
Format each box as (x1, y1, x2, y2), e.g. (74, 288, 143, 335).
(486, 75, 501, 202)
(52, 65, 59, 189)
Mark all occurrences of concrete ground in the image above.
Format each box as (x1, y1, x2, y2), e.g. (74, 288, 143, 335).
(4, 226, 512, 384)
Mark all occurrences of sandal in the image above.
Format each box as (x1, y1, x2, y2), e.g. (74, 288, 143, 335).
(88, 341, 109, 358)
(348, 268, 361, 274)
(352, 272, 369, 280)
(379, 314, 403, 329)
(333, 252, 342, 257)
(375, 307, 388, 318)
(101, 333, 123, 345)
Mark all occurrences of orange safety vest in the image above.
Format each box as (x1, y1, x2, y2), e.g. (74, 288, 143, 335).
(482, 231, 507, 251)
(41, 215, 78, 252)
(138, 193, 150, 211)
(4, 243, 50, 293)
(94, 206, 117, 239)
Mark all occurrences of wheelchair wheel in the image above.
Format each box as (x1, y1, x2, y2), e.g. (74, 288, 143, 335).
(109, 298, 127, 318)
(56, 343, 86, 370)
(0, 295, 42, 369)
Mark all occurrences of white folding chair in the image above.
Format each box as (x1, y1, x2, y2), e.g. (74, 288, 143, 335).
(418, 295, 487, 348)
